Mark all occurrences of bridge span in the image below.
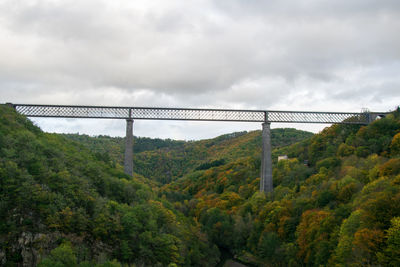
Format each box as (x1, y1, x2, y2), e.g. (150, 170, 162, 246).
(9, 103, 388, 193)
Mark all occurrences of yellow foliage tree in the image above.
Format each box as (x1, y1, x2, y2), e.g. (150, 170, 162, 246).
(390, 132, 400, 156)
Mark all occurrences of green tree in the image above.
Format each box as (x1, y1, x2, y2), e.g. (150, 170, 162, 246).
(258, 231, 281, 262)
(337, 143, 355, 157)
(391, 133, 400, 156)
(378, 217, 400, 266)
(38, 243, 77, 267)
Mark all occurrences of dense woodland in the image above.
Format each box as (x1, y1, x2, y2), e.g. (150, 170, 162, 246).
(1, 104, 400, 266)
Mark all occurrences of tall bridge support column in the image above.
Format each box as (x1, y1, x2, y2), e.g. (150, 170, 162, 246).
(124, 119, 134, 176)
(260, 122, 273, 193)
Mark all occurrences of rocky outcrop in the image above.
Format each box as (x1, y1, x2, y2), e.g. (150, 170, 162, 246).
(0, 250, 6, 266)
(2, 231, 113, 266)
(14, 232, 61, 267)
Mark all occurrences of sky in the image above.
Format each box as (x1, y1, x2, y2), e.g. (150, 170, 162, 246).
(1, 0, 400, 140)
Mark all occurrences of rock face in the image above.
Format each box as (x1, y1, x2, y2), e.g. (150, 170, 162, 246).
(0, 250, 6, 266)
(3, 231, 113, 266)
(13, 232, 60, 267)
(0, 231, 62, 266)
(18, 232, 36, 266)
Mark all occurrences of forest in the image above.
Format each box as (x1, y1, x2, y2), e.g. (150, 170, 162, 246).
(1, 104, 400, 266)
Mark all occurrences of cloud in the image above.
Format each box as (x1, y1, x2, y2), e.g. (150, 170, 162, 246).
(1, 0, 400, 139)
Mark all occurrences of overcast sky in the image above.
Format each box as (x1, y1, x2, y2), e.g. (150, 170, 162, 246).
(1, 0, 399, 140)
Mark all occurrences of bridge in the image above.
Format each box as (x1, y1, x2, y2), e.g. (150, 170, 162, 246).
(9, 103, 388, 193)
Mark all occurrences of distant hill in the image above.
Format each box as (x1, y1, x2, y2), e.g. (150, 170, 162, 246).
(64, 128, 313, 184)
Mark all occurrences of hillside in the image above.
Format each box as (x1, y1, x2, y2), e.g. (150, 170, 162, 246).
(162, 108, 400, 266)
(2, 103, 400, 266)
(0, 105, 220, 266)
(64, 128, 313, 184)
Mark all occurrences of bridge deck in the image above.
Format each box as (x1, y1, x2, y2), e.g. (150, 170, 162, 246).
(12, 104, 385, 124)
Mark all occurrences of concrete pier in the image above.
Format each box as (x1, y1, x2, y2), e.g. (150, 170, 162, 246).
(124, 119, 134, 176)
(260, 122, 273, 193)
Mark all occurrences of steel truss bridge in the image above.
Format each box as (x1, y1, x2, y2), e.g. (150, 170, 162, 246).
(12, 104, 386, 124)
(9, 103, 389, 193)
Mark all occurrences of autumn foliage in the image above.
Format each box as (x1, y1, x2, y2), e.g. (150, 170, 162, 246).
(1, 104, 400, 266)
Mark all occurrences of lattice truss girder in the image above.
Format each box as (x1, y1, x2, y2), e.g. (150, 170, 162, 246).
(131, 109, 264, 121)
(15, 105, 129, 118)
(14, 104, 371, 124)
(268, 112, 368, 124)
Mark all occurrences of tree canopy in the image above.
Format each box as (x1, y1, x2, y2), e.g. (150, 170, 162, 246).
(1, 104, 400, 266)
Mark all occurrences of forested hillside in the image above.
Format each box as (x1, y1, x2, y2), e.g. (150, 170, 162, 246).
(1, 103, 400, 266)
(161, 108, 400, 266)
(0, 105, 219, 266)
(64, 128, 313, 185)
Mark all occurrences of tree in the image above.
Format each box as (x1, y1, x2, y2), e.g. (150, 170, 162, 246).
(258, 231, 282, 262)
(379, 158, 400, 177)
(38, 243, 77, 267)
(352, 228, 384, 265)
(390, 133, 400, 156)
(337, 143, 355, 157)
(378, 217, 400, 266)
(296, 210, 335, 265)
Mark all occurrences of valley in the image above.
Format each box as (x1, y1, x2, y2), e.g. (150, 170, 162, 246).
(1, 104, 400, 266)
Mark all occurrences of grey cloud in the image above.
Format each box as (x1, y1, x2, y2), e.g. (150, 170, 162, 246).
(1, 0, 400, 139)
(2, 0, 398, 91)
(214, 0, 400, 19)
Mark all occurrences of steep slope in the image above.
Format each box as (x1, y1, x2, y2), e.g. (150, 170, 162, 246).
(161, 109, 400, 266)
(0, 105, 219, 266)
